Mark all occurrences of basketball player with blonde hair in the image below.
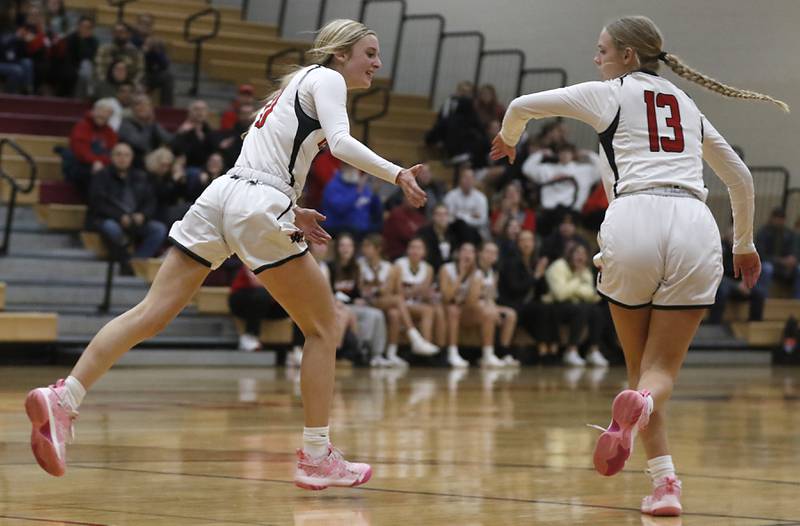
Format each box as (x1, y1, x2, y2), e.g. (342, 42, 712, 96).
(25, 19, 428, 490)
(491, 15, 788, 516)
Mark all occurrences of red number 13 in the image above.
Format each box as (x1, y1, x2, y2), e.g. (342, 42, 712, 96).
(644, 90, 684, 153)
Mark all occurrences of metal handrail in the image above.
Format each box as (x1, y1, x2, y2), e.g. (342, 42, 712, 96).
(521, 68, 568, 90)
(749, 165, 791, 211)
(400, 14, 445, 100)
(107, 0, 137, 22)
(0, 138, 37, 256)
(266, 47, 306, 82)
(183, 7, 221, 96)
(351, 86, 391, 146)
(478, 49, 526, 99)
(359, 0, 407, 89)
(430, 30, 485, 104)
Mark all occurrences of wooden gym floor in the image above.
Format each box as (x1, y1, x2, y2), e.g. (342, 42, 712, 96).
(0, 364, 798, 525)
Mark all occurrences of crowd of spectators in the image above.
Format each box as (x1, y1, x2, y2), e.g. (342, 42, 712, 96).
(2, 2, 781, 365)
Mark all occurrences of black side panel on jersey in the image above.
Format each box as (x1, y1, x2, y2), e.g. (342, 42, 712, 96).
(287, 66, 323, 186)
(599, 108, 621, 196)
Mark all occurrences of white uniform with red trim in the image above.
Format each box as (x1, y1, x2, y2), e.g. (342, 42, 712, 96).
(500, 70, 754, 308)
(169, 65, 403, 273)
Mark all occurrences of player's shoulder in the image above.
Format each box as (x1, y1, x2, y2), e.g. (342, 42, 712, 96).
(306, 65, 346, 87)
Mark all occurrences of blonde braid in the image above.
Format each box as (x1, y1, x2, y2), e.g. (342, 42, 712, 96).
(661, 53, 790, 113)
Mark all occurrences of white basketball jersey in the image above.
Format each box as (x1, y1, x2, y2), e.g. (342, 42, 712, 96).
(477, 268, 496, 301)
(358, 257, 392, 288)
(598, 71, 705, 200)
(442, 262, 474, 303)
(235, 65, 329, 199)
(395, 257, 432, 296)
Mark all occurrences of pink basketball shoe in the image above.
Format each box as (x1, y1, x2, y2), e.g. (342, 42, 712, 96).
(294, 445, 372, 490)
(591, 389, 651, 476)
(24, 379, 78, 477)
(641, 476, 682, 516)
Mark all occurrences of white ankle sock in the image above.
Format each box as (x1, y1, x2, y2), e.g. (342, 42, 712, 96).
(407, 328, 421, 341)
(482, 346, 496, 359)
(386, 344, 399, 359)
(302, 426, 330, 458)
(447, 345, 461, 359)
(64, 376, 86, 410)
(647, 455, 676, 486)
(642, 392, 655, 416)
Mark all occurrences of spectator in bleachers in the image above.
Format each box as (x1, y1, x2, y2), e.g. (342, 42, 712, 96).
(320, 163, 383, 241)
(498, 229, 558, 360)
(67, 98, 117, 195)
(417, 204, 458, 272)
(709, 226, 767, 324)
(329, 233, 393, 367)
(383, 163, 444, 217)
(476, 241, 519, 366)
(127, 13, 173, 105)
(15, 2, 50, 93)
(44, 0, 75, 38)
(359, 235, 438, 363)
(443, 165, 489, 239)
(118, 94, 173, 168)
(141, 36, 173, 107)
(756, 207, 800, 299)
(439, 241, 481, 368)
(96, 22, 144, 87)
(95, 59, 135, 99)
(382, 194, 427, 260)
(425, 80, 489, 167)
(544, 243, 608, 367)
(541, 211, 588, 262)
(0, 27, 33, 93)
(220, 84, 256, 130)
(228, 264, 301, 353)
(171, 99, 215, 168)
(495, 216, 521, 257)
(490, 180, 535, 238)
(216, 102, 253, 168)
(56, 15, 97, 98)
(474, 84, 505, 130)
(87, 142, 167, 275)
(304, 149, 340, 210)
(521, 142, 601, 236)
(105, 81, 136, 131)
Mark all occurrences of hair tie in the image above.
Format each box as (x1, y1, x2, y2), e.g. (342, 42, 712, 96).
(657, 51, 668, 62)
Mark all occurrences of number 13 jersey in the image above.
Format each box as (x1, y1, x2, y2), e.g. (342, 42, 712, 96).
(499, 69, 755, 254)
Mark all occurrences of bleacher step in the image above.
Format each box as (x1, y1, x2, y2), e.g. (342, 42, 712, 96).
(59, 313, 238, 339)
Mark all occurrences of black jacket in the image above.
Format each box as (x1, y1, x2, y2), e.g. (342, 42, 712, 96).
(87, 166, 156, 227)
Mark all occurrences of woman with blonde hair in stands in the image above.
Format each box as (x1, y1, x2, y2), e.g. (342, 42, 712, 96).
(359, 234, 439, 366)
(26, 18, 428, 491)
(476, 241, 519, 367)
(492, 15, 786, 516)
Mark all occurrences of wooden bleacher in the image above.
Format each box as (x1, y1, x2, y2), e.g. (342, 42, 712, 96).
(0, 282, 58, 343)
(34, 204, 87, 231)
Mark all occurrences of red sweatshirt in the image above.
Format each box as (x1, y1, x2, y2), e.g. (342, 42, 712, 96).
(69, 112, 118, 165)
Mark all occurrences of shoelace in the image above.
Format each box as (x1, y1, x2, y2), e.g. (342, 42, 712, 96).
(50, 384, 79, 443)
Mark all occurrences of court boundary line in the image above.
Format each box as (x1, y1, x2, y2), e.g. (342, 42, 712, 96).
(70, 464, 800, 523)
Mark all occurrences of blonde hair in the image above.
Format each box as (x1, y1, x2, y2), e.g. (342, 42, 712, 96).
(267, 19, 375, 101)
(605, 16, 790, 113)
(144, 147, 174, 175)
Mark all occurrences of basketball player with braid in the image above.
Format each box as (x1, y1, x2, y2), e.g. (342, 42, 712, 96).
(491, 16, 788, 516)
(25, 19, 428, 490)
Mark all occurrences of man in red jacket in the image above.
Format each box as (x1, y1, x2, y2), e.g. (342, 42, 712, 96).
(68, 99, 118, 196)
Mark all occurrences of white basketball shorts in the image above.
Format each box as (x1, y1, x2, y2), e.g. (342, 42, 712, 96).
(168, 174, 308, 273)
(595, 192, 723, 309)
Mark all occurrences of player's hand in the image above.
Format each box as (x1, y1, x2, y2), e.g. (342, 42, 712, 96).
(293, 207, 331, 245)
(733, 251, 761, 289)
(396, 165, 428, 208)
(490, 133, 516, 163)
